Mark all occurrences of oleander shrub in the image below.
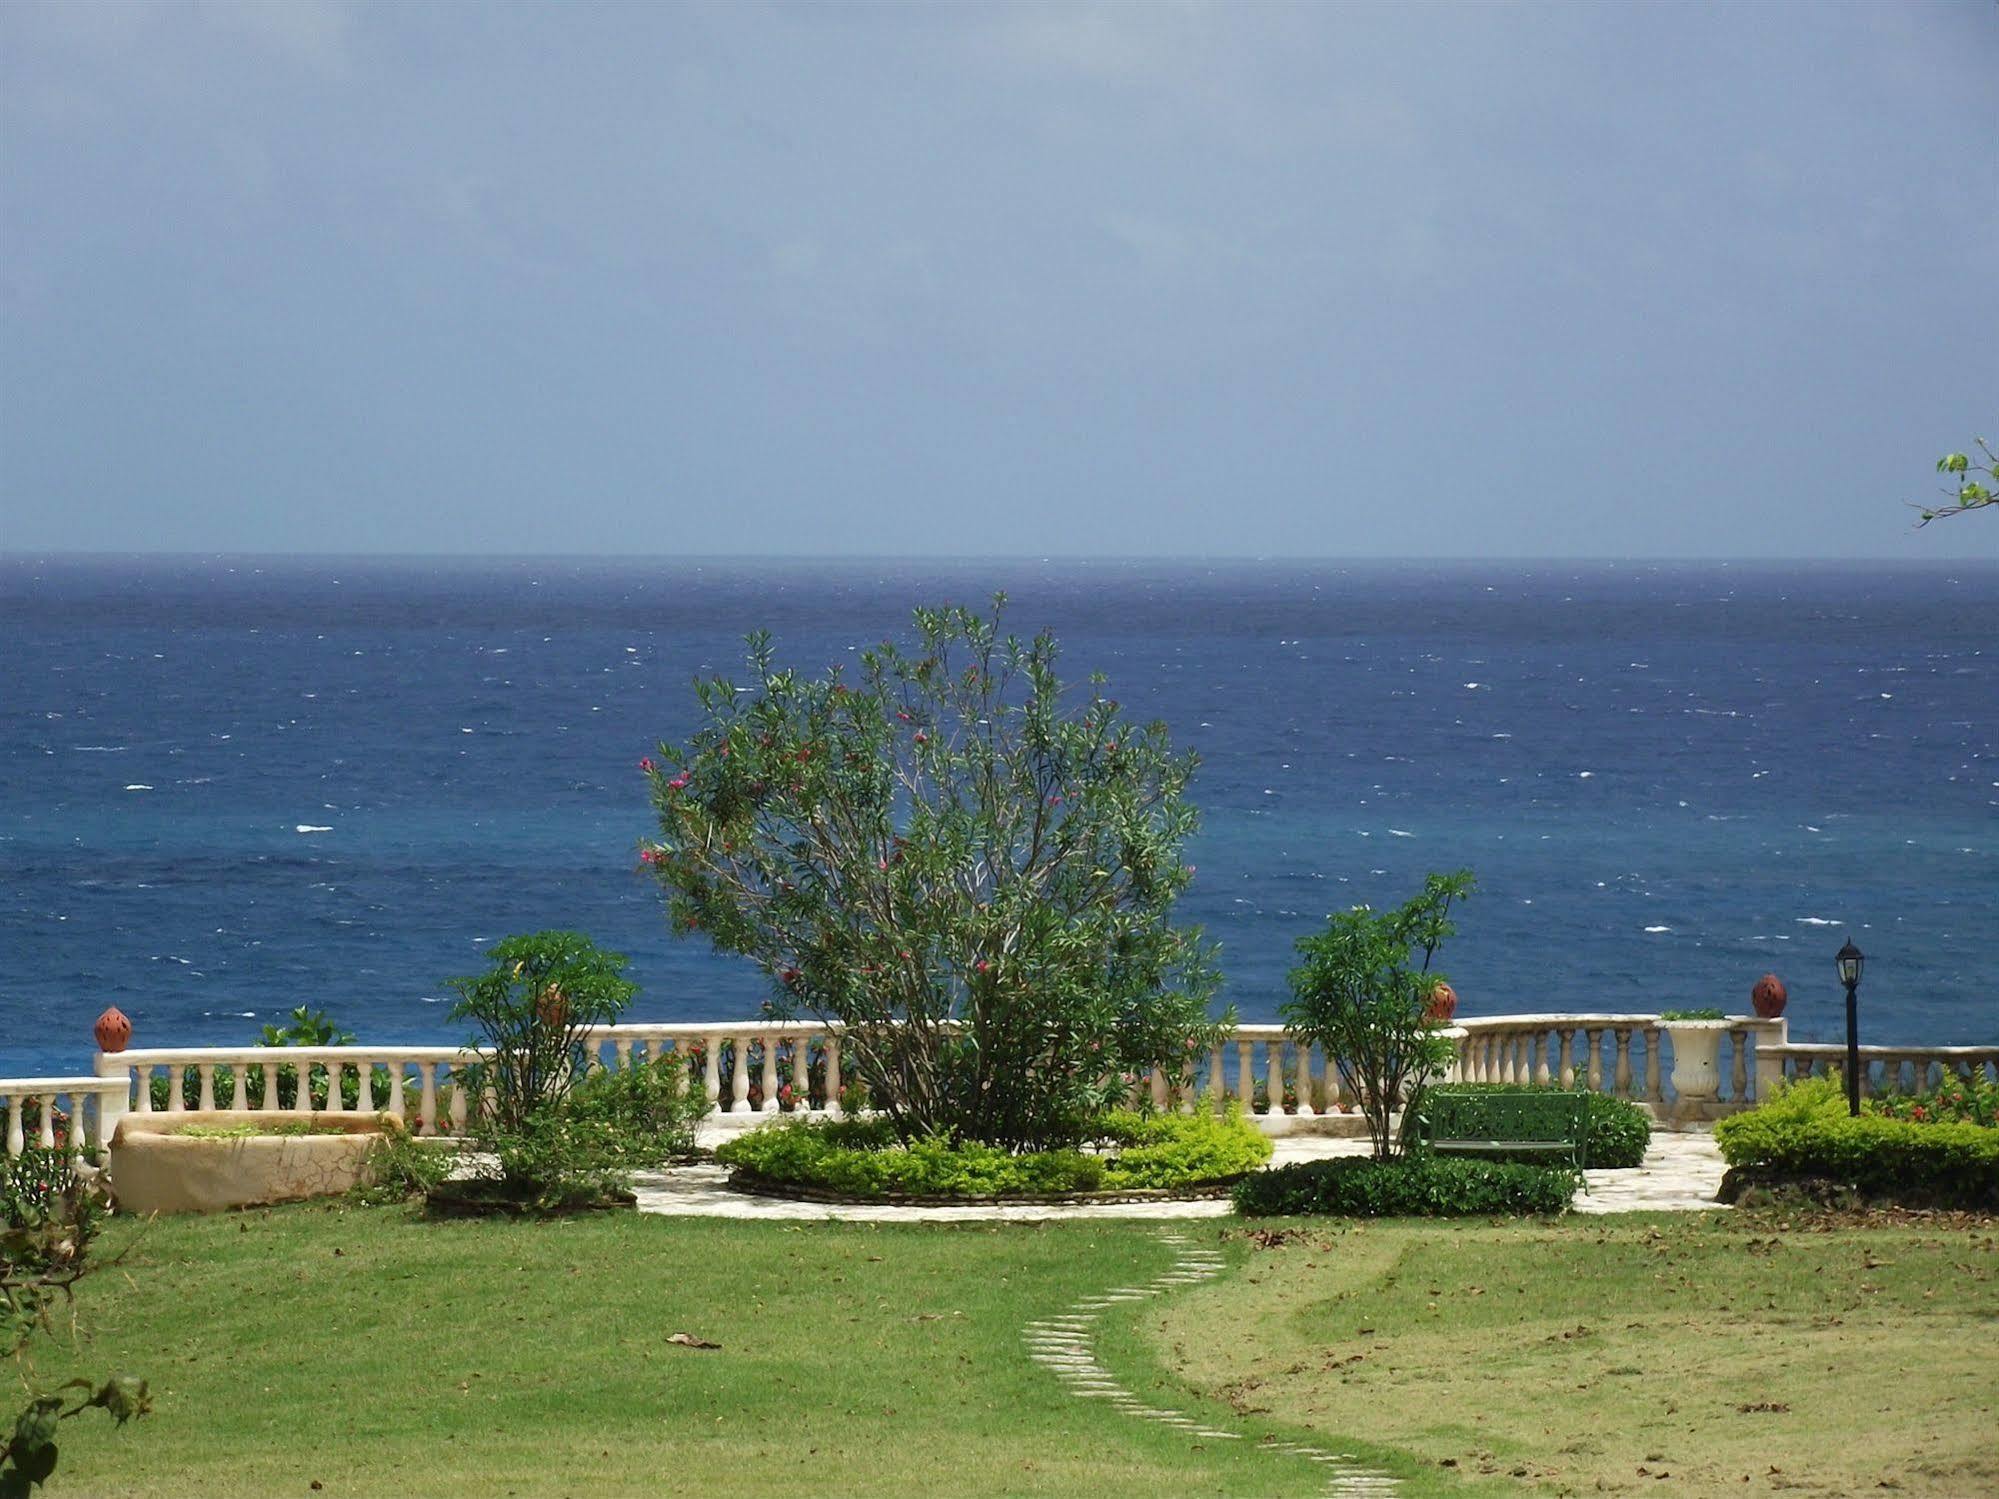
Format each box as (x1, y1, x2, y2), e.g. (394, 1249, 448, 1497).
(1232, 1154, 1580, 1218)
(1715, 1077, 1999, 1208)
(641, 599, 1228, 1152)
(716, 1107, 1268, 1197)
(1433, 1083, 1651, 1168)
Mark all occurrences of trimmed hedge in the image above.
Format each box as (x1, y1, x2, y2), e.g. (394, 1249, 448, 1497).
(1232, 1155, 1580, 1218)
(714, 1107, 1271, 1198)
(1432, 1084, 1651, 1168)
(1715, 1077, 1999, 1209)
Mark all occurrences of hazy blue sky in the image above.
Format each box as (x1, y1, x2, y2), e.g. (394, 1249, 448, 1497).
(2, 1, 1994, 558)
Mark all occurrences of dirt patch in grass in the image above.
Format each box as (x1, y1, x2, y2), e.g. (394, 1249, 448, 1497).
(1145, 1211, 1999, 1496)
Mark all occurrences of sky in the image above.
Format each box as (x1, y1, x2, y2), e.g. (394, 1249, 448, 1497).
(1, 1, 1994, 559)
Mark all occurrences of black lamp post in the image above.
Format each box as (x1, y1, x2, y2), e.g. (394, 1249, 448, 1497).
(1836, 939, 1864, 1117)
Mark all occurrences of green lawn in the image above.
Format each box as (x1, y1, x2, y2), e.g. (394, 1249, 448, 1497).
(1144, 1210, 1999, 1497)
(23, 1204, 1365, 1498)
(24, 1202, 1996, 1497)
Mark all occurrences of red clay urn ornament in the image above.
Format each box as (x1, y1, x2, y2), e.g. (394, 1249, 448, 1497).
(1425, 982, 1459, 1024)
(1750, 973, 1788, 1020)
(94, 1005, 133, 1053)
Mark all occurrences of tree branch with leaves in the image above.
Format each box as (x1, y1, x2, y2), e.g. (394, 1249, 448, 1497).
(1914, 438, 1996, 524)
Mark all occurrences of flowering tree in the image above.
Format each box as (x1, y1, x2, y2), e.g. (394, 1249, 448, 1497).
(640, 598, 1225, 1150)
(1282, 870, 1473, 1160)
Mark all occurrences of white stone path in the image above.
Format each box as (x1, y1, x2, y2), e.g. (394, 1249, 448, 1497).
(630, 1130, 1728, 1222)
(1021, 1231, 1399, 1496)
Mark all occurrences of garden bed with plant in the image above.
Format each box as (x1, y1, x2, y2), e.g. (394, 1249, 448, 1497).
(1715, 1074, 1999, 1210)
(715, 1107, 1271, 1202)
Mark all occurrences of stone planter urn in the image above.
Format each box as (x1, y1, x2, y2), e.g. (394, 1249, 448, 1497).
(108, 1111, 398, 1215)
(1660, 1021, 1731, 1122)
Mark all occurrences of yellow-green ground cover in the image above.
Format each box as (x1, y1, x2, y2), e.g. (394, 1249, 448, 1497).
(1146, 1210, 1999, 1496)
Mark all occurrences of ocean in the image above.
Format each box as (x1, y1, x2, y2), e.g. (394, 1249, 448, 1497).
(3, 556, 1994, 1079)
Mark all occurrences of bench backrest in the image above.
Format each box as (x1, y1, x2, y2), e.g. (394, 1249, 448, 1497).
(1418, 1089, 1591, 1150)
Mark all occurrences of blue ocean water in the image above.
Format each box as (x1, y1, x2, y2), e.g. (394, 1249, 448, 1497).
(3, 556, 1994, 1079)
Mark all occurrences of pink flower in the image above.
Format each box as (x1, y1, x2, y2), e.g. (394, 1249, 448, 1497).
(913, 731, 928, 744)
(974, 959, 990, 973)
(878, 858, 889, 871)
(668, 775, 690, 791)
(638, 848, 658, 865)
(639, 757, 655, 774)
(1048, 794, 1063, 806)
(896, 711, 912, 722)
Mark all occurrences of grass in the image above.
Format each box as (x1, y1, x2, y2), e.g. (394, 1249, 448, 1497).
(26, 1201, 1997, 1497)
(23, 1203, 1346, 1498)
(1144, 1208, 1999, 1496)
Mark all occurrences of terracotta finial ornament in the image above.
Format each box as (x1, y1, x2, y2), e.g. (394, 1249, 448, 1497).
(1425, 982, 1459, 1023)
(1750, 973, 1788, 1020)
(94, 1006, 133, 1053)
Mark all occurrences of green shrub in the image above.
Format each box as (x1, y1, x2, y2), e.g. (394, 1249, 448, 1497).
(1715, 1077, 1999, 1208)
(1870, 1073, 1999, 1128)
(1086, 1106, 1272, 1187)
(564, 1054, 708, 1168)
(715, 1108, 1268, 1197)
(1659, 1008, 1726, 1021)
(1231, 1154, 1580, 1217)
(349, 1131, 454, 1208)
(1429, 1084, 1651, 1168)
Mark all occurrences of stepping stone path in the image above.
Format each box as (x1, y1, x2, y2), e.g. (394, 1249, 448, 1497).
(1020, 1232, 1399, 1496)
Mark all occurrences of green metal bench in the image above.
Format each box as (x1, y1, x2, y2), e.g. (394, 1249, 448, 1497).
(1413, 1088, 1591, 1172)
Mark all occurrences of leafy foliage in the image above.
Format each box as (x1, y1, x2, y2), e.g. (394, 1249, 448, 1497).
(447, 931, 637, 1138)
(562, 1054, 705, 1169)
(1430, 1083, 1651, 1168)
(642, 598, 1226, 1150)
(1658, 1008, 1727, 1021)
(1231, 1154, 1579, 1217)
(2, 1151, 148, 1495)
(716, 1108, 1269, 1197)
(1714, 1076, 1999, 1208)
(1281, 870, 1473, 1160)
(149, 1007, 378, 1112)
(1915, 438, 1997, 524)
(1869, 1072, 1999, 1128)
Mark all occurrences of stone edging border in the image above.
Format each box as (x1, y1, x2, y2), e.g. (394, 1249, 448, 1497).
(724, 1168, 1243, 1208)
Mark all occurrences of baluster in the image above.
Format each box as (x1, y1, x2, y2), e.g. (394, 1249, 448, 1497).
(731, 1037, 752, 1114)
(324, 1060, 345, 1113)
(1729, 1030, 1749, 1102)
(386, 1064, 406, 1122)
(759, 1033, 781, 1114)
(704, 1037, 722, 1109)
(35, 1095, 56, 1150)
(614, 1039, 632, 1071)
(167, 1065, 186, 1112)
(1236, 1038, 1254, 1106)
(133, 1066, 153, 1112)
(1533, 1031, 1552, 1087)
(195, 1064, 215, 1112)
(1614, 1031, 1633, 1098)
(1207, 1045, 1225, 1106)
(356, 1058, 376, 1112)
(448, 1075, 468, 1134)
(4, 1097, 20, 1157)
(1556, 1030, 1575, 1089)
(417, 1064, 439, 1136)
(1294, 1038, 1317, 1116)
(260, 1062, 278, 1110)
(1583, 1031, 1603, 1092)
(1149, 1067, 1169, 1110)
(793, 1038, 813, 1112)
(824, 1035, 842, 1117)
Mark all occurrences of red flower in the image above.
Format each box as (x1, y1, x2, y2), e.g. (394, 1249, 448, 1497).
(1048, 794, 1063, 806)
(780, 967, 801, 986)
(896, 711, 912, 722)
(913, 731, 928, 744)
(974, 959, 990, 973)
(639, 757, 655, 773)
(668, 775, 690, 791)
(638, 848, 658, 865)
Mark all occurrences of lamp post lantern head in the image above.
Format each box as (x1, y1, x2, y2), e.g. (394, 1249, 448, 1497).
(1836, 939, 1864, 989)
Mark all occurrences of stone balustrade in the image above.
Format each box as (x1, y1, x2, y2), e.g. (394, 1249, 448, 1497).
(1758, 1042, 1999, 1096)
(0, 1013, 1981, 1159)
(1, 1076, 131, 1160)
